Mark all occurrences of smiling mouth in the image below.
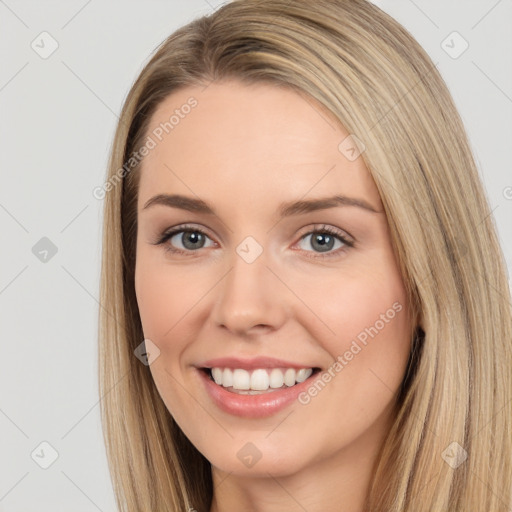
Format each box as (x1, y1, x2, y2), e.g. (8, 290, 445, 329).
(202, 367, 321, 394)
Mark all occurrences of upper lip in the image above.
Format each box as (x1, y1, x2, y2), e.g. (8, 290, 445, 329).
(197, 356, 318, 371)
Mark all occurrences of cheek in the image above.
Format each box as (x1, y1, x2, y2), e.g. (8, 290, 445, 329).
(326, 276, 408, 347)
(135, 266, 175, 340)
(134, 252, 209, 341)
(304, 263, 411, 384)
(134, 255, 204, 421)
(134, 253, 215, 406)
(281, 268, 411, 457)
(320, 270, 410, 409)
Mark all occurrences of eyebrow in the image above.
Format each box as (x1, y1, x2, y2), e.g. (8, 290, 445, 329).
(142, 193, 382, 216)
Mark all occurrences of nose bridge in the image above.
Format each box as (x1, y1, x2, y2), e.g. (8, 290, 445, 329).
(212, 240, 287, 335)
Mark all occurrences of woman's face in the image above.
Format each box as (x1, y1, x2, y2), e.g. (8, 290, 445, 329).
(135, 80, 412, 477)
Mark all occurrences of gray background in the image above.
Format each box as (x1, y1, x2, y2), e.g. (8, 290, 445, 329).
(0, 1, 510, 510)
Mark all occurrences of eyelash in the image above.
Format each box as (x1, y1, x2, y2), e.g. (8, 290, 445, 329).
(153, 223, 354, 259)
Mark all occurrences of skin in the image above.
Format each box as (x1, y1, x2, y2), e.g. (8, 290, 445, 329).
(134, 80, 413, 512)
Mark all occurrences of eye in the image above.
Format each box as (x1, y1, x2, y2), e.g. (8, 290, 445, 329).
(296, 225, 354, 257)
(153, 223, 353, 258)
(154, 225, 216, 254)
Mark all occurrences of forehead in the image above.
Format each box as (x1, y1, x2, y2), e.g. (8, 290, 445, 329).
(138, 80, 382, 212)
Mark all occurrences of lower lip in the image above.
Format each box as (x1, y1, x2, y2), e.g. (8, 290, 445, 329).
(197, 369, 316, 418)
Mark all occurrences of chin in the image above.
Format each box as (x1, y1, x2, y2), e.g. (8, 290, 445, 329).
(204, 436, 316, 478)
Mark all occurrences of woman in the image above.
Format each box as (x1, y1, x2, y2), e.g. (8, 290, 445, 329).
(98, 0, 512, 510)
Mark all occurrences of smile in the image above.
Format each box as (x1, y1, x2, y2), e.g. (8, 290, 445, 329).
(209, 367, 315, 393)
(196, 358, 321, 418)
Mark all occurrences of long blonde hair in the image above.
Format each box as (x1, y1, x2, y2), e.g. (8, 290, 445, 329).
(98, 0, 512, 510)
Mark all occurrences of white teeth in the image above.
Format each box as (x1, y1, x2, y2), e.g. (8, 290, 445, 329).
(296, 368, 312, 383)
(250, 369, 270, 391)
(212, 367, 223, 385)
(209, 367, 314, 391)
(222, 368, 233, 387)
(269, 368, 284, 388)
(232, 369, 250, 390)
(284, 368, 296, 387)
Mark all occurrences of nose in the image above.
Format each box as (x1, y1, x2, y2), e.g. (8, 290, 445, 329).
(211, 248, 289, 337)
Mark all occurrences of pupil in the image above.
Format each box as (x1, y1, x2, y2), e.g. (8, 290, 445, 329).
(182, 231, 204, 250)
(312, 233, 334, 252)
